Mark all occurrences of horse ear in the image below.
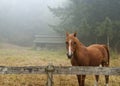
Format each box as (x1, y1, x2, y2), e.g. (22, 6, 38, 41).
(73, 32, 77, 37)
(66, 32, 69, 37)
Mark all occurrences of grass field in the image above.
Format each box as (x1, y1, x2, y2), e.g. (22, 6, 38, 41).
(0, 43, 119, 86)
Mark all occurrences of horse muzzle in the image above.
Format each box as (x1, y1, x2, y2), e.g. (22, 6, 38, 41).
(67, 53, 73, 59)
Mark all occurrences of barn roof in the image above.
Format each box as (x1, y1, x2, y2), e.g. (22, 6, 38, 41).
(34, 34, 65, 44)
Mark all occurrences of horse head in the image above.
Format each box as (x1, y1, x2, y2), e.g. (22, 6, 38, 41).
(65, 32, 77, 59)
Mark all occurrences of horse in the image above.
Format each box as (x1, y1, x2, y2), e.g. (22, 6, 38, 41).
(65, 32, 110, 86)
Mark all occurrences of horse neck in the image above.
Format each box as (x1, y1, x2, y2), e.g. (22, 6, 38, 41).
(74, 39, 87, 55)
(72, 40, 87, 65)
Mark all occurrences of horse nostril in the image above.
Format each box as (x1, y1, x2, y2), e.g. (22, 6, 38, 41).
(66, 53, 72, 59)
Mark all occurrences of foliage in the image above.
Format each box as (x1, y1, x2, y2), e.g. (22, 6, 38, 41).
(49, 0, 120, 51)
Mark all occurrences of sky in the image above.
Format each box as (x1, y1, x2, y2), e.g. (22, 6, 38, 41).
(0, 0, 68, 45)
(0, 0, 67, 34)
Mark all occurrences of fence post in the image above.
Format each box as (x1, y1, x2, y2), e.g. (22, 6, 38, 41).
(45, 64, 55, 86)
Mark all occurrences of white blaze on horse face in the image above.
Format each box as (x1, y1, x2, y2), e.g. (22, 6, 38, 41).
(68, 40, 72, 56)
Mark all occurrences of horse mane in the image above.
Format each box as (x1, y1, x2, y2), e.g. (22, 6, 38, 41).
(74, 37, 86, 48)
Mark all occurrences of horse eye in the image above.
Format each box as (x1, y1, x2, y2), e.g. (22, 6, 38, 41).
(74, 42, 76, 45)
(66, 42, 68, 45)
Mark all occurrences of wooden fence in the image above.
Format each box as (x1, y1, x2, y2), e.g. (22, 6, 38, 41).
(0, 64, 120, 86)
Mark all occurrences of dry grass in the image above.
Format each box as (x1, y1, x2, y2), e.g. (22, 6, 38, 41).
(0, 44, 119, 86)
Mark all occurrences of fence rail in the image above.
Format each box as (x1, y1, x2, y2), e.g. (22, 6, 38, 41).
(0, 65, 120, 86)
(0, 65, 120, 75)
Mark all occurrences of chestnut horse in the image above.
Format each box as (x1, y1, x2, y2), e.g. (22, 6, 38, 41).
(65, 32, 110, 86)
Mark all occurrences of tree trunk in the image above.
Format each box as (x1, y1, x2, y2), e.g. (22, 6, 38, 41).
(107, 35, 110, 48)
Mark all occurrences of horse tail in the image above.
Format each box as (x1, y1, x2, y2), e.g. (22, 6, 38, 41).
(103, 45, 110, 66)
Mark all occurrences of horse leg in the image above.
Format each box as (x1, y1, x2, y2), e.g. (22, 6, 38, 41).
(105, 75, 109, 86)
(81, 75, 86, 86)
(105, 64, 109, 86)
(102, 63, 109, 86)
(77, 75, 82, 86)
(94, 75, 99, 86)
(77, 75, 86, 86)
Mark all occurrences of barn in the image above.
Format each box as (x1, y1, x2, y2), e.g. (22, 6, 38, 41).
(34, 34, 65, 50)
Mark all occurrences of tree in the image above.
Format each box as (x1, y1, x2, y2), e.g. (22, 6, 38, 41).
(49, 0, 120, 50)
(96, 17, 113, 46)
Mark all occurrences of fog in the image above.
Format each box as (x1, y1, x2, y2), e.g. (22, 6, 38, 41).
(0, 0, 120, 51)
(0, 0, 67, 46)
